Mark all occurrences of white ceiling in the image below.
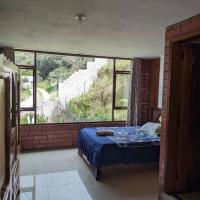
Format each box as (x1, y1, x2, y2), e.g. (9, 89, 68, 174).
(0, 0, 200, 58)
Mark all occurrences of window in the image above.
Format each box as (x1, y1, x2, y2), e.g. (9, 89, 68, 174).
(20, 111, 35, 125)
(15, 51, 35, 66)
(20, 69, 34, 108)
(15, 50, 132, 124)
(16, 51, 36, 124)
(114, 110, 128, 121)
(115, 74, 130, 107)
(115, 59, 131, 71)
(113, 59, 131, 121)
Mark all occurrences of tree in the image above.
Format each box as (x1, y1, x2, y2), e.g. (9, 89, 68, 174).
(36, 54, 93, 80)
(73, 57, 93, 70)
(48, 67, 72, 83)
(36, 114, 48, 123)
(36, 54, 73, 80)
(20, 69, 33, 101)
(15, 51, 34, 66)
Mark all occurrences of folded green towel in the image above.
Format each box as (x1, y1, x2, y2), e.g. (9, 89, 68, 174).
(96, 130, 113, 136)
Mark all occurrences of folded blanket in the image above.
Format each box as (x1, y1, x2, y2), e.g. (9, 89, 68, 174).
(96, 130, 114, 136)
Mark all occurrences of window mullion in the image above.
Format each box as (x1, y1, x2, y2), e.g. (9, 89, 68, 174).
(112, 59, 116, 121)
(34, 52, 37, 124)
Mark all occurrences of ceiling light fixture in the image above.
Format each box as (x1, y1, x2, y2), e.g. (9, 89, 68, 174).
(74, 14, 86, 24)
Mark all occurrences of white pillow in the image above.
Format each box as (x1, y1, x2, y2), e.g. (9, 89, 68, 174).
(139, 122, 161, 135)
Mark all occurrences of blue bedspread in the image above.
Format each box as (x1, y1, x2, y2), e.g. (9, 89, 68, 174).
(77, 126, 160, 168)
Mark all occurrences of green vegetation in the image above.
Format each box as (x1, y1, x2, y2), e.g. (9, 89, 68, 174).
(54, 64, 113, 122)
(20, 69, 33, 102)
(20, 88, 32, 102)
(20, 113, 48, 124)
(48, 67, 72, 83)
(36, 114, 48, 123)
(57, 62, 129, 122)
(20, 112, 34, 124)
(15, 51, 34, 66)
(116, 60, 131, 71)
(37, 54, 72, 80)
(36, 54, 93, 95)
(37, 79, 49, 90)
(36, 54, 92, 80)
(114, 110, 128, 121)
(115, 74, 130, 107)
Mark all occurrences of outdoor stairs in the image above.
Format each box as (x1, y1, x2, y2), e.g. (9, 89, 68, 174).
(58, 58, 107, 106)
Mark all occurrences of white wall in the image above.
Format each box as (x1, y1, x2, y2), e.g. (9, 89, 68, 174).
(158, 55, 164, 108)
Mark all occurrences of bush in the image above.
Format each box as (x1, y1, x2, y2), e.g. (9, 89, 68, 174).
(36, 114, 48, 124)
(20, 113, 48, 124)
(20, 113, 34, 124)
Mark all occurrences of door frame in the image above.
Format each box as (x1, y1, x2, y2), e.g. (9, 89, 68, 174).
(160, 22, 200, 194)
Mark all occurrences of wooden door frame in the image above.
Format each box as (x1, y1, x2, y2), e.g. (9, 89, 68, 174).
(162, 28, 200, 194)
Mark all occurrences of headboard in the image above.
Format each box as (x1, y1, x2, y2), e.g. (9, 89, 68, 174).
(151, 107, 161, 123)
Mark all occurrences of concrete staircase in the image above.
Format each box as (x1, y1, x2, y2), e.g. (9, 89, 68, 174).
(58, 58, 108, 106)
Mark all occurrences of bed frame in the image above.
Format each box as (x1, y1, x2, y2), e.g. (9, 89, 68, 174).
(78, 148, 101, 180)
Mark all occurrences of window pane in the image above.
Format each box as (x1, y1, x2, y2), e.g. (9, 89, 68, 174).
(20, 69, 33, 108)
(114, 110, 127, 121)
(115, 59, 131, 71)
(20, 111, 35, 124)
(15, 51, 34, 66)
(36, 53, 113, 123)
(115, 74, 130, 107)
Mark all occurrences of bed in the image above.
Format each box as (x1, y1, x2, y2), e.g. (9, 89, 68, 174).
(77, 125, 160, 180)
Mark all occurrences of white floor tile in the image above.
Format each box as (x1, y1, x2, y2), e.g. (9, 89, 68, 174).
(20, 148, 159, 200)
(35, 187, 50, 200)
(46, 171, 80, 186)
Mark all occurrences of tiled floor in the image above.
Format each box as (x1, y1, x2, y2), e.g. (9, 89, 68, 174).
(20, 148, 159, 200)
(20, 171, 92, 200)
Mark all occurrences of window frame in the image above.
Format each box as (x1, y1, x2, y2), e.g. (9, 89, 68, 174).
(15, 49, 133, 124)
(18, 51, 37, 124)
(112, 59, 131, 121)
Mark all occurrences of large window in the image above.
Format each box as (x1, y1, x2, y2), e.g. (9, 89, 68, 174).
(15, 50, 132, 124)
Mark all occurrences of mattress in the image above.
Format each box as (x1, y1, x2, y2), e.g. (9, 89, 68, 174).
(77, 126, 160, 168)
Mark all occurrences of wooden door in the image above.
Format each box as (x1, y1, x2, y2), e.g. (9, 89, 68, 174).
(188, 44, 200, 191)
(165, 42, 193, 193)
(176, 43, 193, 192)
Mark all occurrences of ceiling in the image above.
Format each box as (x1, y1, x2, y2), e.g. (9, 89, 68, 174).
(0, 0, 200, 58)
